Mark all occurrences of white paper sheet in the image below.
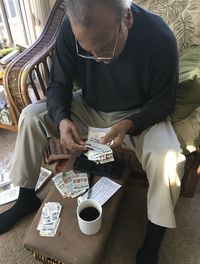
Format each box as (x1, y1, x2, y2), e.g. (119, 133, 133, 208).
(0, 185, 20, 205)
(0, 172, 11, 188)
(82, 177, 121, 205)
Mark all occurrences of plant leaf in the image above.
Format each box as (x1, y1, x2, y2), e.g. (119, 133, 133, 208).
(133, 0, 150, 8)
(187, 0, 200, 12)
(173, 11, 194, 55)
(148, 0, 189, 24)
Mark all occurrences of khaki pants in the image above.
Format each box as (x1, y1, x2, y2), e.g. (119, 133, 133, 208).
(10, 92, 185, 228)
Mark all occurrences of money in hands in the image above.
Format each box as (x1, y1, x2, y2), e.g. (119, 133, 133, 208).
(52, 170, 89, 198)
(84, 127, 115, 164)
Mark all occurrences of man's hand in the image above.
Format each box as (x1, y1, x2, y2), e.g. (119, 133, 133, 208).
(99, 119, 134, 148)
(59, 119, 87, 153)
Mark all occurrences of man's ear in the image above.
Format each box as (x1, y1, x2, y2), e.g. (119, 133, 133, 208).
(124, 8, 133, 29)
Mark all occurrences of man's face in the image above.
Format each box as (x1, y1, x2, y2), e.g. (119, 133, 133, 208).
(71, 4, 133, 64)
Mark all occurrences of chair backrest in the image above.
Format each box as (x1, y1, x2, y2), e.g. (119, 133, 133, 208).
(3, 0, 66, 122)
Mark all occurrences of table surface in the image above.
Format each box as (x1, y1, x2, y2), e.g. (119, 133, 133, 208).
(24, 158, 128, 264)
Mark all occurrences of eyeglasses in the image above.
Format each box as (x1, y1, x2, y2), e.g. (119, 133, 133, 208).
(75, 20, 121, 61)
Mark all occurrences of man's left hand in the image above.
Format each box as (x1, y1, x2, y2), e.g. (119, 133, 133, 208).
(99, 119, 134, 148)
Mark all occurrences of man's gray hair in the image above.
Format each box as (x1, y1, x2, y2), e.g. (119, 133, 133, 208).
(64, 0, 131, 26)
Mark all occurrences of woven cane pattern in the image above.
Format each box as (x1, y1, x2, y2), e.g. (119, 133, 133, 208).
(32, 252, 63, 264)
(3, 0, 66, 123)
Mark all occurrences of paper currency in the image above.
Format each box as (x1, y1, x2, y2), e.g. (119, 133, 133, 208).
(35, 167, 52, 191)
(37, 202, 62, 237)
(84, 139, 111, 152)
(84, 127, 115, 164)
(88, 127, 111, 142)
(52, 170, 88, 198)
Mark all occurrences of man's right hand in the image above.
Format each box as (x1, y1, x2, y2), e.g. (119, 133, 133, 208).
(59, 119, 87, 153)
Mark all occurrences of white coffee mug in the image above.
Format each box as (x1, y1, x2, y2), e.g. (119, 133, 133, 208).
(77, 197, 102, 235)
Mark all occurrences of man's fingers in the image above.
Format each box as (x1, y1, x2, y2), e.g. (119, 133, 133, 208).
(113, 136, 123, 147)
(100, 131, 115, 144)
(59, 119, 87, 152)
(66, 142, 87, 154)
(60, 134, 73, 149)
(71, 127, 85, 145)
(60, 138, 87, 153)
(60, 131, 87, 152)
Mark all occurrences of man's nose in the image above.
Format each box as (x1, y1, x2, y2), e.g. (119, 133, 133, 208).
(103, 59, 112, 64)
(94, 58, 112, 64)
(94, 58, 101, 63)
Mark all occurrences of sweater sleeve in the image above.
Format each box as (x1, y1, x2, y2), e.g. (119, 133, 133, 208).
(129, 33, 179, 136)
(46, 17, 78, 127)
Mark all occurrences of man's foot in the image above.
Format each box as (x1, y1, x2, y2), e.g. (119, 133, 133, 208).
(136, 248, 143, 264)
(0, 187, 41, 234)
(136, 220, 166, 264)
(136, 248, 157, 264)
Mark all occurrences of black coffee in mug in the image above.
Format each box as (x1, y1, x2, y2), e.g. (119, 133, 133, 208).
(79, 207, 100, 221)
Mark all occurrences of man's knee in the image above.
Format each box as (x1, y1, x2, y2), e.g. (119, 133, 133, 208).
(141, 150, 164, 177)
(19, 103, 47, 127)
(142, 149, 185, 186)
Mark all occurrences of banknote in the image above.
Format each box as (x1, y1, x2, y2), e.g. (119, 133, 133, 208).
(84, 126, 115, 164)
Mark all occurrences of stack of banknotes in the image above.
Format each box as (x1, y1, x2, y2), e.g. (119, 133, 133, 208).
(37, 202, 62, 237)
(52, 170, 89, 199)
(84, 127, 114, 164)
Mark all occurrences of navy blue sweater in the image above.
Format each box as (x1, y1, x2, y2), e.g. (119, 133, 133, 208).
(46, 4, 178, 136)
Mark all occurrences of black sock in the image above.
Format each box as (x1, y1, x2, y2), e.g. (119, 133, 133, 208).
(136, 220, 166, 264)
(0, 187, 41, 234)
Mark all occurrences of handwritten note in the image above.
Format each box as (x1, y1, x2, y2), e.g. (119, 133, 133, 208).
(82, 177, 121, 205)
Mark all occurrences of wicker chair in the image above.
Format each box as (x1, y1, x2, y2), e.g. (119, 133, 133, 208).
(3, 0, 66, 127)
(3, 0, 200, 197)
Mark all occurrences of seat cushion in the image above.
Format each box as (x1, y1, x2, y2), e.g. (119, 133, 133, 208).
(171, 46, 200, 123)
(178, 46, 200, 83)
(171, 77, 200, 123)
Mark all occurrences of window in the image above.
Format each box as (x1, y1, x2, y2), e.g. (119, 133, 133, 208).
(0, 0, 29, 47)
(0, 0, 54, 48)
(6, 0, 17, 18)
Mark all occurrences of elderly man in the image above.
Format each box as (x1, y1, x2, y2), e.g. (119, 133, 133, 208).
(0, 1, 185, 263)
